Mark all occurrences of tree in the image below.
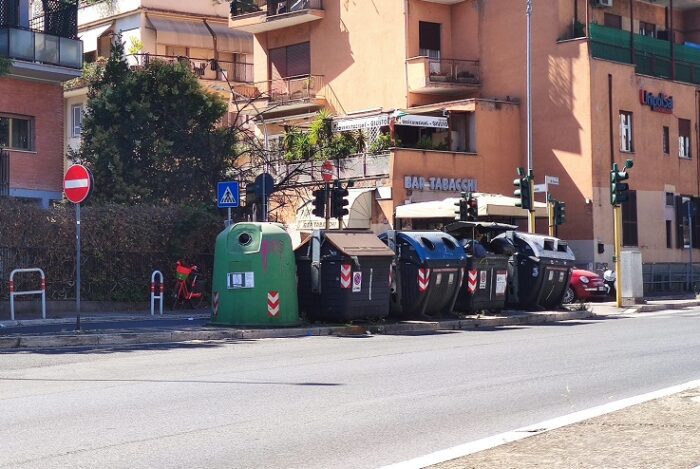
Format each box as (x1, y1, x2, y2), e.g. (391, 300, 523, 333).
(0, 57, 9, 76)
(75, 36, 240, 205)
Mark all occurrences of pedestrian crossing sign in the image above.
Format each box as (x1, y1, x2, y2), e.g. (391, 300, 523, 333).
(217, 181, 240, 208)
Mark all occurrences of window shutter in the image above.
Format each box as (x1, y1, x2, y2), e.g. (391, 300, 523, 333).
(269, 46, 287, 81)
(286, 42, 310, 77)
(676, 195, 684, 249)
(419, 22, 441, 52)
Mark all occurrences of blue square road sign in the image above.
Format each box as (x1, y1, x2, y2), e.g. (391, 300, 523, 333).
(217, 181, 240, 208)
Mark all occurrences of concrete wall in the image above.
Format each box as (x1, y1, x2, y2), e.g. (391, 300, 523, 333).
(1, 77, 65, 205)
(79, 0, 228, 27)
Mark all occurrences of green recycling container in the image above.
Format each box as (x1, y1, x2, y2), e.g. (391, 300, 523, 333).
(211, 222, 299, 326)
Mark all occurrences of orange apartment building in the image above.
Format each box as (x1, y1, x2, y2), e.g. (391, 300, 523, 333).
(1, 0, 82, 207)
(229, 0, 700, 269)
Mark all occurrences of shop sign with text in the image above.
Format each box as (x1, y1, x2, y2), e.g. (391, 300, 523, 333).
(332, 115, 389, 132)
(404, 176, 477, 192)
(639, 89, 673, 114)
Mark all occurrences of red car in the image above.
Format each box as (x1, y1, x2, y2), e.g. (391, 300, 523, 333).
(562, 269, 608, 304)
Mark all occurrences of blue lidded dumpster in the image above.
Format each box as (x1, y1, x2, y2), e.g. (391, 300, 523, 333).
(380, 231, 467, 318)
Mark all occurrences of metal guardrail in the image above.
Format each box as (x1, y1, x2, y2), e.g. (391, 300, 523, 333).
(407, 57, 481, 84)
(643, 262, 700, 295)
(127, 54, 254, 83)
(9, 268, 46, 320)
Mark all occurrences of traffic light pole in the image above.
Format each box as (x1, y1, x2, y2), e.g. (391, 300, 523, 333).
(324, 182, 330, 230)
(547, 196, 554, 237)
(528, 183, 536, 234)
(614, 204, 623, 308)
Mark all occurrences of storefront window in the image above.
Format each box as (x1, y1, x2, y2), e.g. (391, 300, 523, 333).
(619, 111, 633, 152)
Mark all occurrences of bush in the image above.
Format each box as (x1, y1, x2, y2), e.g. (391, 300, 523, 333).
(0, 199, 223, 301)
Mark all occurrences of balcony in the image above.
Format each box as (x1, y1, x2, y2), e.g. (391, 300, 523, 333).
(0, 0, 82, 81)
(129, 54, 253, 84)
(418, 0, 465, 3)
(589, 24, 700, 85)
(406, 57, 480, 95)
(270, 152, 390, 184)
(230, 0, 324, 34)
(235, 74, 326, 115)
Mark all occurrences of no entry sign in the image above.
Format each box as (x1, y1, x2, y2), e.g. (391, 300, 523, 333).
(64, 164, 92, 204)
(321, 160, 334, 182)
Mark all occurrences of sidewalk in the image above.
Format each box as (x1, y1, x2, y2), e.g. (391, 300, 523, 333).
(429, 385, 700, 469)
(1, 296, 698, 350)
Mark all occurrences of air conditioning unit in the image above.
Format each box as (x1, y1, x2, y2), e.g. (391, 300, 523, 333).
(594, 0, 613, 7)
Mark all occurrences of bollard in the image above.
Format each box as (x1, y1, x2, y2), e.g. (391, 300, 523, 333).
(150, 270, 164, 316)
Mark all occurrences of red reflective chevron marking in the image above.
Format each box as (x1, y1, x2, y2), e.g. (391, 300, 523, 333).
(340, 264, 352, 289)
(467, 269, 478, 294)
(212, 292, 220, 317)
(417, 267, 430, 293)
(267, 291, 280, 317)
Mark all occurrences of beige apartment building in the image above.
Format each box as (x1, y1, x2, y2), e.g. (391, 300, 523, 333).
(65, 0, 253, 154)
(229, 0, 700, 270)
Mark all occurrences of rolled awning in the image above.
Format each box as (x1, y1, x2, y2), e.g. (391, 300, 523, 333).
(395, 193, 548, 219)
(78, 22, 113, 54)
(147, 15, 213, 49)
(205, 21, 253, 54)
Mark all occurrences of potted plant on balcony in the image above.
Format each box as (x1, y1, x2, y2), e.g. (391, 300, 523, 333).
(429, 71, 449, 82)
(456, 70, 478, 84)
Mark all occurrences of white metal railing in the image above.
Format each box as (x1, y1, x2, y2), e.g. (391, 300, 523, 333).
(150, 270, 164, 316)
(9, 268, 46, 320)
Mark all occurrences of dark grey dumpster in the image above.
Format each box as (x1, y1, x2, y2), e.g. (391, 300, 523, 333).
(380, 231, 466, 318)
(492, 231, 576, 309)
(445, 221, 515, 314)
(295, 230, 394, 322)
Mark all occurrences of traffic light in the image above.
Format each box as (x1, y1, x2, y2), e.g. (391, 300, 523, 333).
(331, 186, 349, 219)
(513, 167, 533, 211)
(554, 200, 566, 226)
(466, 194, 478, 221)
(454, 193, 468, 221)
(312, 188, 326, 218)
(610, 160, 633, 206)
(245, 182, 259, 206)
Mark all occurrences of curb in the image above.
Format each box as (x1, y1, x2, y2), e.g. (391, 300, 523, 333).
(0, 310, 594, 350)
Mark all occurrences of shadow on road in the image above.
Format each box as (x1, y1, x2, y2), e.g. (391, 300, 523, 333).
(0, 340, 247, 355)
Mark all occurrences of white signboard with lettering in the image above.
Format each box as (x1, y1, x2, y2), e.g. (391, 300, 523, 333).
(395, 114, 449, 129)
(404, 176, 477, 192)
(332, 115, 389, 132)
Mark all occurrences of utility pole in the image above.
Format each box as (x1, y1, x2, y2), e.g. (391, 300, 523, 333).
(547, 193, 554, 237)
(526, 0, 534, 233)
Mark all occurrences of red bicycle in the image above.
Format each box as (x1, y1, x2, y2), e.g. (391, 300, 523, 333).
(171, 260, 206, 309)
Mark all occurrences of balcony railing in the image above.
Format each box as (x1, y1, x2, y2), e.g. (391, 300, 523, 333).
(589, 23, 700, 85)
(426, 58, 480, 84)
(231, 0, 323, 18)
(129, 54, 254, 83)
(0, 27, 82, 69)
(236, 74, 325, 105)
(269, 152, 390, 183)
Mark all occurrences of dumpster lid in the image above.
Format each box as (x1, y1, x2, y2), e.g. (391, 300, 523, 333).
(323, 232, 395, 257)
(445, 221, 518, 238)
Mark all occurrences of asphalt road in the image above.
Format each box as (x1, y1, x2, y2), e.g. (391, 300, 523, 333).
(1, 308, 700, 469)
(0, 317, 210, 335)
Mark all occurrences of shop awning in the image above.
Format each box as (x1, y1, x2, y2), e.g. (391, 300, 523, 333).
(148, 15, 214, 49)
(395, 193, 548, 219)
(78, 22, 113, 54)
(205, 21, 253, 54)
(295, 188, 376, 231)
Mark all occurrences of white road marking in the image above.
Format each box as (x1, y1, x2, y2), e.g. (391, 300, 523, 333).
(379, 378, 700, 469)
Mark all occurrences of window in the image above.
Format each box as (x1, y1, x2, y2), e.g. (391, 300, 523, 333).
(663, 126, 670, 155)
(666, 220, 673, 248)
(679, 118, 691, 158)
(620, 111, 634, 152)
(639, 21, 656, 37)
(268, 42, 310, 80)
(419, 21, 441, 59)
(0, 115, 33, 151)
(71, 104, 83, 138)
(622, 190, 638, 246)
(604, 13, 622, 29)
(666, 192, 675, 206)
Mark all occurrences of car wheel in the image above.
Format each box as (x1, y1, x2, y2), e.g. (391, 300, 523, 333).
(562, 286, 575, 304)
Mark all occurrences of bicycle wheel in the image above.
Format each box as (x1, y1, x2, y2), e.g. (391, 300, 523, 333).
(188, 279, 207, 310)
(170, 280, 184, 310)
